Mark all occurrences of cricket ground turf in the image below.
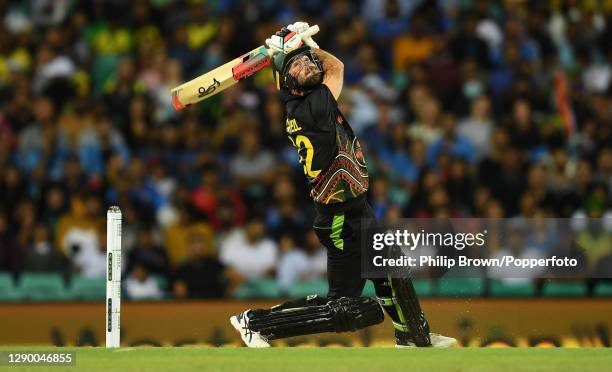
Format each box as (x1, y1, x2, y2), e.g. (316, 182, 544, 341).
(0, 347, 610, 372)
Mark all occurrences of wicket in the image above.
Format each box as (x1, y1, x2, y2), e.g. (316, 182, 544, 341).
(106, 206, 122, 348)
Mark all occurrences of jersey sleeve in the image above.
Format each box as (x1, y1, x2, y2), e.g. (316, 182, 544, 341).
(306, 84, 337, 131)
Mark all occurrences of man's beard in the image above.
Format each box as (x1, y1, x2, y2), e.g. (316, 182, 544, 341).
(297, 70, 323, 91)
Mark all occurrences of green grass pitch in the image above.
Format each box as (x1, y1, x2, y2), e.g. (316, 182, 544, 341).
(0, 347, 610, 372)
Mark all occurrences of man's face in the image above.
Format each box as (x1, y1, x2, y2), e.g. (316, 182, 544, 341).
(287, 54, 322, 90)
(245, 220, 265, 243)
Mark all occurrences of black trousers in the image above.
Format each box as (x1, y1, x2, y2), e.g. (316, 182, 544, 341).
(250, 196, 430, 342)
(312, 196, 429, 339)
(313, 197, 375, 298)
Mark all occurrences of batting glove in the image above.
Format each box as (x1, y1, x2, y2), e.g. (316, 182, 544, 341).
(265, 27, 304, 55)
(287, 22, 310, 34)
(265, 36, 283, 56)
(287, 22, 319, 49)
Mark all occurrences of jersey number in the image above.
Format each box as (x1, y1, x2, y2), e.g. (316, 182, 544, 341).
(289, 135, 321, 178)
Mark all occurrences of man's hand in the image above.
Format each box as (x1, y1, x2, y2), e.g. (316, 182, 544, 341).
(286, 21, 310, 34)
(265, 22, 319, 56)
(265, 27, 304, 57)
(287, 22, 319, 49)
(265, 35, 282, 56)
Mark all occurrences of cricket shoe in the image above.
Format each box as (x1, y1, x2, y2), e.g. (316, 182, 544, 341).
(230, 310, 270, 348)
(395, 330, 457, 348)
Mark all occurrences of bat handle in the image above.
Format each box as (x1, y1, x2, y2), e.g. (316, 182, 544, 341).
(301, 25, 320, 39)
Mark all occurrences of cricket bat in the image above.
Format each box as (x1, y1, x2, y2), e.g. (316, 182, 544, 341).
(171, 25, 319, 110)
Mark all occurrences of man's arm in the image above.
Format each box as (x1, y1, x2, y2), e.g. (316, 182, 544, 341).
(314, 49, 344, 100)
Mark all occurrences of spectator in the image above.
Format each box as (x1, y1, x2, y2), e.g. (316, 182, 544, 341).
(427, 113, 476, 166)
(277, 230, 326, 291)
(376, 123, 422, 185)
(367, 0, 410, 39)
(40, 185, 68, 241)
(487, 223, 547, 284)
(32, 44, 75, 96)
(392, 16, 436, 71)
(17, 96, 68, 176)
(0, 166, 26, 217)
(164, 207, 215, 267)
(58, 155, 87, 196)
(595, 149, 612, 194)
(369, 176, 392, 220)
(449, 14, 491, 69)
(479, 128, 525, 216)
(125, 264, 164, 300)
(546, 147, 575, 197)
(127, 158, 165, 212)
(505, 98, 542, 153)
(576, 203, 612, 272)
(189, 164, 246, 231)
(103, 58, 142, 125)
(445, 158, 477, 213)
(219, 214, 278, 282)
(457, 96, 494, 160)
(173, 230, 227, 299)
(126, 226, 169, 276)
(57, 194, 104, 256)
(0, 212, 15, 272)
(362, 0, 423, 23)
(13, 200, 38, 253)
(266, 176, 308, 239)
(71, 229, 106, 278)
(77, 113, 130, 177)
(229, 128, 277, 203)
(407, 96, 442, 146)
(552, 158, 593, 217)
(525, 211, 560, 254)
(22, 223, 67, 273)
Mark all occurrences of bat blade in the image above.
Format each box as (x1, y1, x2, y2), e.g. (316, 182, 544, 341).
(171, 25, 319, 110)
(171, 46, 270, 110)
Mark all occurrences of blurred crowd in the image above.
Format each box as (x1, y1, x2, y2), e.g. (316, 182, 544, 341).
(0, 0, 611, 300)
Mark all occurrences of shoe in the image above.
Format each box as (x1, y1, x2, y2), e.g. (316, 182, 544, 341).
(395, 331, 456, 348)
(230, 310, 270, 348)
(429, 333, 457, 347)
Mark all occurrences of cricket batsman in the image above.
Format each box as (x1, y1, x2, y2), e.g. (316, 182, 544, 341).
(230, 22, 456, 348)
